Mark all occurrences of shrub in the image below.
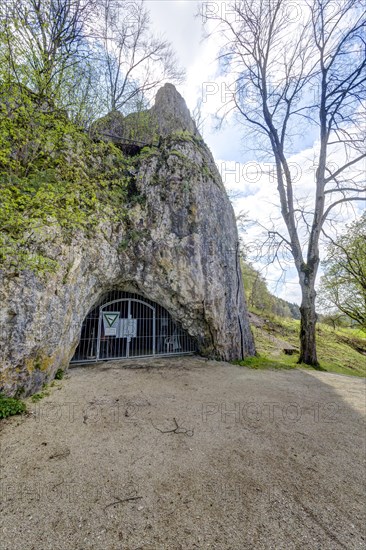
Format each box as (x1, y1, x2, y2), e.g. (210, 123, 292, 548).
(0, 394, 26, 419)
(55, 368, 64, 380)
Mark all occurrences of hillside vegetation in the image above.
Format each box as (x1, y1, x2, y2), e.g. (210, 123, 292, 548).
(246, 312, 366, 377)
(240, 262, 366, 377)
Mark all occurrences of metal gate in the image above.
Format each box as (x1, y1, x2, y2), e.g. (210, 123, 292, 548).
(70, 290, 196, 363)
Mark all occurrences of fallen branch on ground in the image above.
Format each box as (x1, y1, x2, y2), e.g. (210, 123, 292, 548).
(150, 417, 194, 437)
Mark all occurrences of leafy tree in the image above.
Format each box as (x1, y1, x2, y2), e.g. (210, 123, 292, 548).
(272, 298, 292, 319)
(203, 0, 366, 365)
(319, 214, 366, 328)
(241, 260, 300, 319)
(319, 313, 350, 330)
(287, 302, 301, 321)
(242, 261, 274, 312)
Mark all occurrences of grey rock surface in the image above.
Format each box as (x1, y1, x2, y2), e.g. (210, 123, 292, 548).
(150, 83, 198, 136)
(0, 84, 254, 397)
(93, 83, 198, 144)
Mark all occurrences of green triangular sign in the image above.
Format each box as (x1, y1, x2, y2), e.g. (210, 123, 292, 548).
(104, 313, 119, 327)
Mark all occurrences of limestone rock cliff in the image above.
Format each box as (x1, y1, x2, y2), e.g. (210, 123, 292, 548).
(93, 83, 198, 144)
(150, 83, 197, 136)
(0, 84, 254, 397)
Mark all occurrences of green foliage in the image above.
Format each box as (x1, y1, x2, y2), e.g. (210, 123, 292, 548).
(170, 130, 203, 146)
(93, 110, 160, 145)
(118, 226, 148, 251)
(233, 355, 295, 370)
(31, 393, 45, 402)
(319, 214, 366, 328)
(242, 261, 274, 312)
(54, 368, 64, 380)
(124, 111, 159, 144)
(0, 393, 26, 419)
(0, 83, 131, 273)
(139, 146, 158, 159)
(170, 149, 189, 160)
(241, 262, 273, 311)
(241, 260, 300, 319)
(319, 313, 350, 330)
(31, 386, 50, 402)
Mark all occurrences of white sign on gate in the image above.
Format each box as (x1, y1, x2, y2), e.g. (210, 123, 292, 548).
(119, 318, 137, 339)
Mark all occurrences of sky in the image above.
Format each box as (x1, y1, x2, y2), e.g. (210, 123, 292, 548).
(145, 0, 365, 304)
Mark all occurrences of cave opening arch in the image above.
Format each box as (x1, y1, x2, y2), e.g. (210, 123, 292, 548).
(70, 290, 197, 363)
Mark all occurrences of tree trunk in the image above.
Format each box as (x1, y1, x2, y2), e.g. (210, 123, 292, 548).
(298, 276, 319, 366)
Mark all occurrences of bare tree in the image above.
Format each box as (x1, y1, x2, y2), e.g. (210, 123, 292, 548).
(95, 0, 184, 113)
(0, 0, 95, 101)
(202, 0, 366, 365)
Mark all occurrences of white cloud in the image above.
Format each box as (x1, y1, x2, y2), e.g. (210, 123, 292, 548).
(145, 1, 366, 305)
(147, 1, 202, 68)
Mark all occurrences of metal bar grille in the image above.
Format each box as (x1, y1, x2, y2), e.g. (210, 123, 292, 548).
(70, 290, 197, 363)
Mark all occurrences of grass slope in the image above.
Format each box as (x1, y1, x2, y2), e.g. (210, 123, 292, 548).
(238, 312, 366, 377)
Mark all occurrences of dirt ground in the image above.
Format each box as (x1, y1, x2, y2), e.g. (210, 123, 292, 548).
(0, 357, 365, 550)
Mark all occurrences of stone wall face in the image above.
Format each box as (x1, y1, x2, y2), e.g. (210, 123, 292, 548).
(0, 85, 255, 397)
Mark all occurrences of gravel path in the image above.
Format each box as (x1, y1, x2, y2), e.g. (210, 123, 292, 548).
(1, 357, 365, 549)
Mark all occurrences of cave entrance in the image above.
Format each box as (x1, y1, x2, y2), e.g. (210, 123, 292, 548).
(70, 290, 197, 363)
